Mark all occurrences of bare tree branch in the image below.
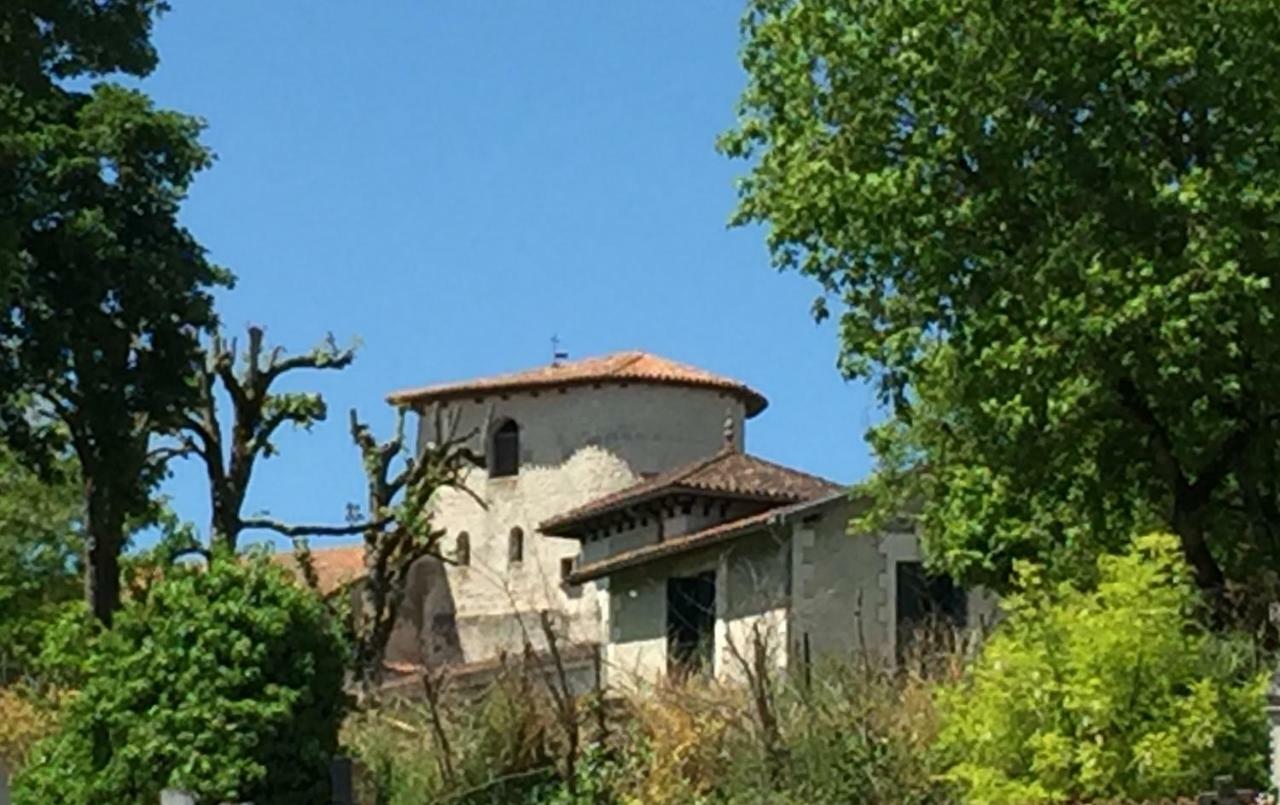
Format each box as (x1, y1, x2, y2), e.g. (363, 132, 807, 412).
(240, 515, 393, 538)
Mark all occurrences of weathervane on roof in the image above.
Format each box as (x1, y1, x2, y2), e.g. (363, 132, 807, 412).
(551, 334, 569, 367)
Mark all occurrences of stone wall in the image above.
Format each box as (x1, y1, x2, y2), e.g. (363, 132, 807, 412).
(601, 497, 999, 689)
(789, 500, 892, 663)
(397, 382, 748, 667)
(791, 499, 998, 666)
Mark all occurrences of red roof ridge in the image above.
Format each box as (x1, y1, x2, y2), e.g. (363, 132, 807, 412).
(385, 350, 768, 417)
(610, 351, 648, 374)
(721, 450, 839, 490)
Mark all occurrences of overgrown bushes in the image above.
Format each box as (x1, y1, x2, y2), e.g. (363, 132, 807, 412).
(936, 533, 1268, 802)
(344, 650, 950, 804)
(345, 534, 1273, 804)
(14, 551, 349, 804)
(10, 531, 1265, 803)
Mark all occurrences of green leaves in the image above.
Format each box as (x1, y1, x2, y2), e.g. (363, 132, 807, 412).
(1, 0, 232, 620)
(0, 447, 81, 683)
(936, 534, 1267, 801)
(14, 552, 349, 804)
(728, 0, 1280, 604)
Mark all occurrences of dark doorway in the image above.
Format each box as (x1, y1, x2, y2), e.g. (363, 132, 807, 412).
(895, 561, 966, 661)
(667, 571, 716, 680)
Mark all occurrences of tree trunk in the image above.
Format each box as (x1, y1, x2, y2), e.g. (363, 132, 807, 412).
(1172, 495, 1225, 599)
(83, 477, 123, 625)
(208, 480, 244, 553)
(354, 539, 388, 695)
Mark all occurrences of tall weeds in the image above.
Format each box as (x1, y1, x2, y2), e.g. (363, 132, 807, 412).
(343, 629, 968, 804)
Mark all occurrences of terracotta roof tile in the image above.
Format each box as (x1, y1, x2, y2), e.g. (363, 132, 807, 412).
(566, 493, 846, 583)
(272, 546, 365, 596)
(386, 350, 768, 417)
(540, 449, 842, 536)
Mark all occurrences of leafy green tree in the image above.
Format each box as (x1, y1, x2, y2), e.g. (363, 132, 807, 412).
(1, 0, 164, 287)
(0, 447, 81, 682)
(1, 0, 231, 623)
(722, 0, 1280, 609)
(936, 533, 1266, 801)
(14, 551, 349, 804)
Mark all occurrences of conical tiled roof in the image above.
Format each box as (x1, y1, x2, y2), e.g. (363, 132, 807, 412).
(387, 350, 768, 417)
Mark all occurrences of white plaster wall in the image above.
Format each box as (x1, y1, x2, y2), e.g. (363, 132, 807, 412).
(790, 501, 997, 667)
(416, 383, 747, 664)
(715, 532, 791, 682)
(604, 531, 792, 689)
(605, 567, 676, 689)
(605, 550, 720, 689)
(416, 384, 746, 475)
(718, 607, 789, 684)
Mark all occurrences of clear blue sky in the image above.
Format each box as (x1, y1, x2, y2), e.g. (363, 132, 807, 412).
(140, 2, 881, 547)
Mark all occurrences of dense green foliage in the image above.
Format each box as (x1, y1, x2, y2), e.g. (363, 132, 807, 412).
(936, 533, 1266, 801)
(0, 448, 81, 682)
(723, 0, 1280, 611)
(1, 0, 231, 623)
(14, 553, 349, 804)
(1, 0, 165, 292)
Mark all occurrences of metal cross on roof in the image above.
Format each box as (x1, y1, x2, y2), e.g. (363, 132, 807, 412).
(551, 334, 569, 366)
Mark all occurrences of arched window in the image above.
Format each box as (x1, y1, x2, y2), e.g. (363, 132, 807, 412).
(491, 419, 520, 477)
(509, 526, 524, 565)
(455, 531, 470, 567)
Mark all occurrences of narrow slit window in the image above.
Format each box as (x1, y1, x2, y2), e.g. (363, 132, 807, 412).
(455, 531, 470, 567)
(509, 526, 524, 565)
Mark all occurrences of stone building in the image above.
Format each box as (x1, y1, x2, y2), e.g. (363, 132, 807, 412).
(303, 350, 989, 689)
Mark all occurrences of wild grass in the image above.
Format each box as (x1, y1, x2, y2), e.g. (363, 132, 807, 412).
(343, 626, 971, 804)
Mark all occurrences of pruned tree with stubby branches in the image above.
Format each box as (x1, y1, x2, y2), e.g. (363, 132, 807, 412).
(172, 324, 484, 694)
(175, 325, 367, 553)
(344, 403, 483, 697)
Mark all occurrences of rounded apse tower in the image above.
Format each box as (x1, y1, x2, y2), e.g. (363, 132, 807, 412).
(381, 351, 768, 669)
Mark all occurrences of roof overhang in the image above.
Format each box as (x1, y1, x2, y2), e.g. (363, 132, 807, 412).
(540, 487, 811, 539)
(566, 491, 851, 584)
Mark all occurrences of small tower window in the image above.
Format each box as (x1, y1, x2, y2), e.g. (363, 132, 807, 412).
(560, 557, 574, 582)
(509, 527, 524, 565)
(491, 419, 520, 477)
(455, 531, 470, 567)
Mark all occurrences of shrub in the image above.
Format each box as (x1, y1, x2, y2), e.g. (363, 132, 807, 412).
(345, 663, 562, 805)
(754, 660, 950, 805)
(936, 532, 1268, 803)
(626, 680, 739, 804)
(345, 646, 958, 805)
(14, 551, 348, 804)
(0, 684, 61, 772)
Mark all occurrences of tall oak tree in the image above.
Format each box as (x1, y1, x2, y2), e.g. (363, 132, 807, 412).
(723, 0, 1280, 613)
